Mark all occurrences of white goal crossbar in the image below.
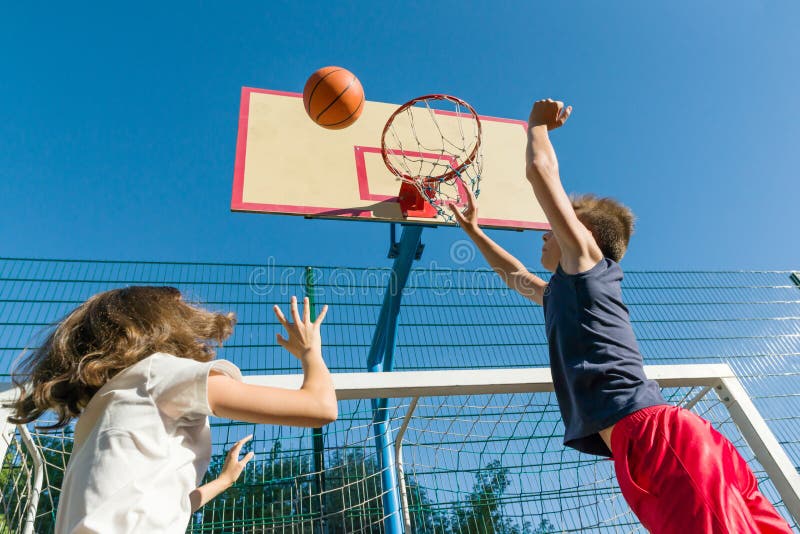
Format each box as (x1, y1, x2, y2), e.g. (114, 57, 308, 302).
(245, 363, 800, 525)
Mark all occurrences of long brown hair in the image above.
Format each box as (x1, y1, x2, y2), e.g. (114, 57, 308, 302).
(8, 286, 235, 429)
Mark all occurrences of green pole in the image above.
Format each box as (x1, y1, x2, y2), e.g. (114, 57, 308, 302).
(305, 267, 327, 533)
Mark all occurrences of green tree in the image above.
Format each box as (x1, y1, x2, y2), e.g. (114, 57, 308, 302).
(194, 440, 316, 533)
(321, 448, 446, 533)
(449, 460, 532, 534)
(0, 433, 560, 534)
(532, 517, 556, 534)
(404, 476, 449, 534)
(193, 444, 447, 533)
(0, 431, 73, 534)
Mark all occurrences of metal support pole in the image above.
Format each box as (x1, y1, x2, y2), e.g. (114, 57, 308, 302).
(395, 397, 420, 532)
(305, 267, 328, 534)
(682, 385, 713, 411)
(367, 225, 424, 534)
(19, 425, 43, 534)
(717, 377, 800, 523)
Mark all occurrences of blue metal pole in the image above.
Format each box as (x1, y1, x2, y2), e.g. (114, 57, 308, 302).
(305, 267, 328, 534)
(367, 225, 423, 534)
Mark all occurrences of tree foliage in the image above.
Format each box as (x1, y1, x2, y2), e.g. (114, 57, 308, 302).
(0, 432, 73, 533)
(193, 443, 557, 534)
(1, 434, 558, 534)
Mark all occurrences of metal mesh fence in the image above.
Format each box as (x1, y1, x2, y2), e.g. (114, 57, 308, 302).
(1, 258, 798, 532)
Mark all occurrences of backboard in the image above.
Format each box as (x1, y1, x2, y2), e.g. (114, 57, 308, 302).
(231, 87, 549, 231)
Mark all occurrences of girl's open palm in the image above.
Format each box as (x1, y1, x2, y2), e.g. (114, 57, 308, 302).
(218, 435, 254, 486)
(273, 296, 328, 359)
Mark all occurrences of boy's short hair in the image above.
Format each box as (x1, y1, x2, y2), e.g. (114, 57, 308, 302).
(571, 194, 635, 262)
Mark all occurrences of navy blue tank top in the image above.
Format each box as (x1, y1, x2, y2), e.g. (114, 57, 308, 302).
(543, 258, 666, 457)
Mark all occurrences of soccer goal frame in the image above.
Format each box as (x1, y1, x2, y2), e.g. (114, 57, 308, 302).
(247, 363, 799, 531)
(2, 363, 799, 533)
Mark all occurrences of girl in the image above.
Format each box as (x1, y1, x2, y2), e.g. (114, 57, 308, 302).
(8, 286, 337, 533)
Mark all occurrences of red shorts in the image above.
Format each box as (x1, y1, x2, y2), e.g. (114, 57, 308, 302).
(611, 404, 794, 534)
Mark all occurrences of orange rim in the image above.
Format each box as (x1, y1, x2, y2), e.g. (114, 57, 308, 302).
(380, 94, 482, 184)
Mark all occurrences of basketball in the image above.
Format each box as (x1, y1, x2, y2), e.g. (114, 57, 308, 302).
(303, 66, 365, 130)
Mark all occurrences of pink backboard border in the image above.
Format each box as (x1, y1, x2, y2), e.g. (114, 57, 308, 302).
(231, 87, 550, 231)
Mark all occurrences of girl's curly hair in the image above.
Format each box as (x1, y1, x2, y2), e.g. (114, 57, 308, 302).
(8, 286, 235, 429)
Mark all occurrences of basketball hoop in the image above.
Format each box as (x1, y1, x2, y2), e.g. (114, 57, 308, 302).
(381, 94, 483, 221)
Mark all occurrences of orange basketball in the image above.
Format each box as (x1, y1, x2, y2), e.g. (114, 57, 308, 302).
(303, 66, 365, 130)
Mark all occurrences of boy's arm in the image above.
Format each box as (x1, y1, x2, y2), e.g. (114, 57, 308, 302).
(526, 99, 603, 274)
(449, 190, 547, 305)
(207, 297, 338, 428)
(191, 435, 254, 511)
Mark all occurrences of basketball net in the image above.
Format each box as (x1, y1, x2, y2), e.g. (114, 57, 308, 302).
(381, 95, 483, 223)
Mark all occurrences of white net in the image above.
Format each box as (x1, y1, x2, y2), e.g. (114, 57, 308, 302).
(1, 378, 796, 533)
(381, 95, 483, 223)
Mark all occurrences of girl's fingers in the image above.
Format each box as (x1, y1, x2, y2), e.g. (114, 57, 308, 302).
(230, 436, 249, 454)
(228, 434, 254, 459)
(276, 333, 289, 348)
(315, 304, 329, 325)
(273, 305, 289, 328)
(290, 296, 302, 325)
(303, 296, 310, 323)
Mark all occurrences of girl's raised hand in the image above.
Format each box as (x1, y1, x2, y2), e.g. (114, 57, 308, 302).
(218, 434, 255, 487)
(273, 296, 328, 359)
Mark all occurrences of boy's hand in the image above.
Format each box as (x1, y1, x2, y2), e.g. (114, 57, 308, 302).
(274, 296, 328, 359)
(218, 435, 255, 487)
(448, 187, 480, 233)
(529, 99, 572, 131)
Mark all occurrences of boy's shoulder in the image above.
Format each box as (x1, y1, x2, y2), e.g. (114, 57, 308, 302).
(552, 257, 621, 282)
(546, 258, 625, 310)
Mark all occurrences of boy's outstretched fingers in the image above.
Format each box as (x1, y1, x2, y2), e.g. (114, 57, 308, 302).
(448, 202, 467, 223)
(449, 186, 479, 230)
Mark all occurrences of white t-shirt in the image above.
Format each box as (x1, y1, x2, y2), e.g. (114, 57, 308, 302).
(55, 353, 242, 534)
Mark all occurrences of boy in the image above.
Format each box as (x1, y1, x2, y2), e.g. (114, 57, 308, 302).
(449, 99, 792, 533)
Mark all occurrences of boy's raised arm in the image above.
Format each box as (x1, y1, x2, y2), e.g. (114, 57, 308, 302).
(449, 190, 547, 305)
(526, 99, 603, 274)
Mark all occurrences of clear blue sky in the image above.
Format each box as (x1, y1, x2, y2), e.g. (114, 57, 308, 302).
(2, 1, 799, 270)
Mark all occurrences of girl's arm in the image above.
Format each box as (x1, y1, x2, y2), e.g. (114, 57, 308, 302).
(207, 297, 338, 428)
(190, 435, 254, 511)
